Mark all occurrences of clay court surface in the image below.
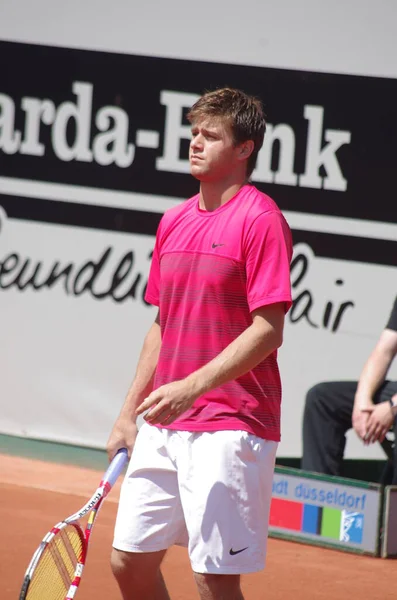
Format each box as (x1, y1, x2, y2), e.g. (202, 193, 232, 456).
(2, 454, 395, 599)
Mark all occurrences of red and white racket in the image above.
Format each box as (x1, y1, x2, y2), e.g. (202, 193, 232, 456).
(19, 448, 128, 600)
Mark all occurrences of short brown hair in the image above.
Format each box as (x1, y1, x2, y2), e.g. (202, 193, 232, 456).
(186, 87, 266, 178)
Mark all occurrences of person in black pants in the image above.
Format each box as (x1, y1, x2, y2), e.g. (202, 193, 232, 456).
(302, 296, 397, 483)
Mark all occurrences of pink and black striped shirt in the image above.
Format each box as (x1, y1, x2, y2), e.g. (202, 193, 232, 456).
(145, 184, 292, 441)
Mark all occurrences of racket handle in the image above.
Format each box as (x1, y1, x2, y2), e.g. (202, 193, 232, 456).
(103, 448, 128, 487)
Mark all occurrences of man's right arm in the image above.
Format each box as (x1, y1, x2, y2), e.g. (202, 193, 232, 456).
(106, 310, 161, 459)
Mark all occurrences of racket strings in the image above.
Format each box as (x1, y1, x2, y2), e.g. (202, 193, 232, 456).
(25, 524, 84, 599)
(49, 530, 77, 589)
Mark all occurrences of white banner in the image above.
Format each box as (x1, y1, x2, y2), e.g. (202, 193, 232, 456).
(1, 190, 396, 457)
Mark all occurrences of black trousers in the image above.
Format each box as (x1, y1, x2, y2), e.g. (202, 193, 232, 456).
(301, 380, 397, 484)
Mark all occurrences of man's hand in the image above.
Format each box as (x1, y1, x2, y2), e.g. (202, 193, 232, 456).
(136, 379, 199, 426)
(361, 402, 394, 445)
(352, 403, 372, 441)
(106, 419, 138, 461)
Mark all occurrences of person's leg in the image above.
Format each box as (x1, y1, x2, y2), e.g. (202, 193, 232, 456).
(111, 549, 169, 600)
(111, 424, 188, 599)
(176, 430, 277, 600)
(194, 573, 243, 600)
(301, 381, 358, 475)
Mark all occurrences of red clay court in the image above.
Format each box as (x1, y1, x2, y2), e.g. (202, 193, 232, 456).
(2, 453, 395, 600)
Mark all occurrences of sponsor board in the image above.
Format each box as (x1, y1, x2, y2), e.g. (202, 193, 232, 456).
(1, 40, 397, 227)
(270, 467, 382, 555)
(0, 40, 396, 455)
(381, 485, 397, 558)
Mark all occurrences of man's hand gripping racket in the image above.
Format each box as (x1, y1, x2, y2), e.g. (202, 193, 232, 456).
(19, 448, 128, 600)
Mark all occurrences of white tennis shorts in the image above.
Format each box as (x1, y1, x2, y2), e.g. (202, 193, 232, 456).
(113, 423, 277, 574)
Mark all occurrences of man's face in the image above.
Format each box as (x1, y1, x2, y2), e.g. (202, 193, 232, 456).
(189, 118, 242, 182)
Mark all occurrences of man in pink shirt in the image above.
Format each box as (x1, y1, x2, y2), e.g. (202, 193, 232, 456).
(107, 87, 292, 600)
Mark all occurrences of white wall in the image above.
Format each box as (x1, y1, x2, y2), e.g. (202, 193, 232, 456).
(1, 0, 397, 78)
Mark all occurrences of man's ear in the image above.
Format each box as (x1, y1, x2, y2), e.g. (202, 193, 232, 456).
(238, 140, 254, 161)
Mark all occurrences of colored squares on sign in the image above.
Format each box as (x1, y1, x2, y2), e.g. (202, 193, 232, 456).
(302, 504, 322, 535)
(269, 498, 303, 531)
(269, 499, 365, 546)
(340, 511, 364, 544)
(320, 507, 342, 540)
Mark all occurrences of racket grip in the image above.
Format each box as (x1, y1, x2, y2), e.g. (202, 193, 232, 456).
(103, 448, 128, 487)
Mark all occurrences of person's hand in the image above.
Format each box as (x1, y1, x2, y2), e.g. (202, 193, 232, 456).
(361, 402, 394, 445)
(136, 379, 198, 426)
(352, 402, 372, 440)
(106, 418, 138, 461)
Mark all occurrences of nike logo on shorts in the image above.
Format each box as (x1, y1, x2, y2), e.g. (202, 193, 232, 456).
(229, 546, 248, 556)
(212, 243, 225, 248)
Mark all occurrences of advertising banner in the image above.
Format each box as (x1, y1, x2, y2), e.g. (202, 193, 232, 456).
(381, 485, 397, 557)
(270, 467, 383, 555)
(1, 41, 396, 455)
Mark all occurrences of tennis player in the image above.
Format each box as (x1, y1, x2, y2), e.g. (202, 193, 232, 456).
(107, 87, 293, 600)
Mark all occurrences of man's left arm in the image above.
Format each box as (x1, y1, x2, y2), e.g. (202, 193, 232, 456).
(362, 328, 397, 444)
(136, 302, 285, 425)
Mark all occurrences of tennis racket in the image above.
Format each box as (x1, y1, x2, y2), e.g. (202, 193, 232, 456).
(19, 447, 128, 600)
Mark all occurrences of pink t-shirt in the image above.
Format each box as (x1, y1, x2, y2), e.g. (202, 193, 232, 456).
(145, 184, 292, 441)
